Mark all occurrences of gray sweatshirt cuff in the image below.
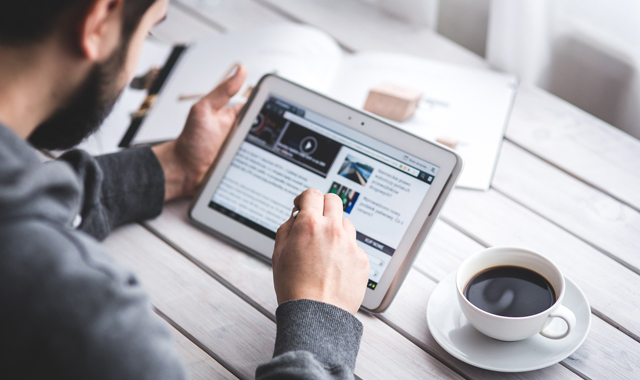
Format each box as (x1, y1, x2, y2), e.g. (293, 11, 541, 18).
(92, 146, 165, 236)
(273, 299, 363, 372)
(60, 146, 165, 240)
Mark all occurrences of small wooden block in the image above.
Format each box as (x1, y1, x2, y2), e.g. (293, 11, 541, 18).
(436, 136, 459, 149)
(363, 83, 422, 122)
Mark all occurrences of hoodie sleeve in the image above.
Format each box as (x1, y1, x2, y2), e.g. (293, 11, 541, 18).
(256, 300, 363, 380)
(58, 147, 165, 240)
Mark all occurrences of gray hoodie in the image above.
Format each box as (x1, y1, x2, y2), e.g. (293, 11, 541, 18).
(0, 124, 362, 379)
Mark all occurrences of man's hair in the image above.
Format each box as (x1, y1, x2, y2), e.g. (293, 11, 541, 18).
(0, 0, 156, 45)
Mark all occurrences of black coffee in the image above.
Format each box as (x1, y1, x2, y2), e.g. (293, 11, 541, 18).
(464, 266, 556, 317)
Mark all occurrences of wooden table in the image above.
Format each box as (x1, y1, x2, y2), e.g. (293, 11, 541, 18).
(103, 1, 640, 379)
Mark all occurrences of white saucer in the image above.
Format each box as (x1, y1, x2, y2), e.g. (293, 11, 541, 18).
(427, 272, 591, 372)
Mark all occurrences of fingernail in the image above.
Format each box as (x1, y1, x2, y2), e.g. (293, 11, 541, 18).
(222, 63, 241, 82)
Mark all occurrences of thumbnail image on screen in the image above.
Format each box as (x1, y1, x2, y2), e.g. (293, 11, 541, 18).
(328, 182, 360, 214)
(338, 154, 374, 186)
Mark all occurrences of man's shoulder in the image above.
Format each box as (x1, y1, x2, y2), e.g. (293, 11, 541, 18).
(0, 217, 111, 277)
(0, 217, 139, 311)
(0, 217, 82, 274)
(0, 217, 186, 379)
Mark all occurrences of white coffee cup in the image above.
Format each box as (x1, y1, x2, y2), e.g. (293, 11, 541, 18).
(456, 247, 576, 341)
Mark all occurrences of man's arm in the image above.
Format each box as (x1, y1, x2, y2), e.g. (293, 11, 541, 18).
(256, 300, 363, 380)
(257, 190, 371, 379)
(58, 66, 247, 241)
(59, 147, 165, 240)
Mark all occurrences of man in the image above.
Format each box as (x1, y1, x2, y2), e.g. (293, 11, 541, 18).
(0, 0, 370, 379)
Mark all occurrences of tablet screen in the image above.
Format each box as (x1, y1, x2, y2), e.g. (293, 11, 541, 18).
(209, 95, 440, 290)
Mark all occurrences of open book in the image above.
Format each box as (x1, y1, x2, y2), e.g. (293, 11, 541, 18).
(127, 24, 517, 190)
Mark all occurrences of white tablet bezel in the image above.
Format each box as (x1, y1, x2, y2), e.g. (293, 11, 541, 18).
(190, 75, 462, 312)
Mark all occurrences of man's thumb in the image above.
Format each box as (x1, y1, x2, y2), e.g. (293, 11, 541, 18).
(202, 65, 247, 110)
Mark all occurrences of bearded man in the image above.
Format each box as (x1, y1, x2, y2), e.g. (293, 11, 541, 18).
(0, 1, 370, 379)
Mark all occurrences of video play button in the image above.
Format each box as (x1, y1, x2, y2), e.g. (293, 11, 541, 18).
(299, 136, 318, 155)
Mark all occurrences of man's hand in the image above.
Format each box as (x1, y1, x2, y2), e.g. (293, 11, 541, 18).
(153, 65, 247, 201)
(272, 189, 370, 315)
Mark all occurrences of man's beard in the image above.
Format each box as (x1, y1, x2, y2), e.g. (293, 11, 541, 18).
(28, 42, 128, 151)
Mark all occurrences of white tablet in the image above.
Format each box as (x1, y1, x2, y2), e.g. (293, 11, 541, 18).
(190, 75, 462, 312)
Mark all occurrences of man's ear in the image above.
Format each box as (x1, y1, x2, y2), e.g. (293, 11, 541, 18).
(77, 0, 124, 61)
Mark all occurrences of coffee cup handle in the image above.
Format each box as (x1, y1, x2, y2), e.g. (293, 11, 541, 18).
(540, 305, 576, 339)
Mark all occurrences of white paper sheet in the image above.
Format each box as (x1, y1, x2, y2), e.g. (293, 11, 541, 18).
(328, 52, 518, 190)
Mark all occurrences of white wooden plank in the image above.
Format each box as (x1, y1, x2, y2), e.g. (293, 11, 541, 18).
(253, 0, 487, 68)
(170, 326, 239, 379)
(355, 313, 461, 380)
(145, 201, 465, 380)
(102, 224, 275, 379)
(568, 316, 640, 380)
(410, 220, 640, 380)
(413, 220, 484, 281)
(440, 188, 640, 340)
(505, 85, 640, 212)
(492, 141, 640, 273)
